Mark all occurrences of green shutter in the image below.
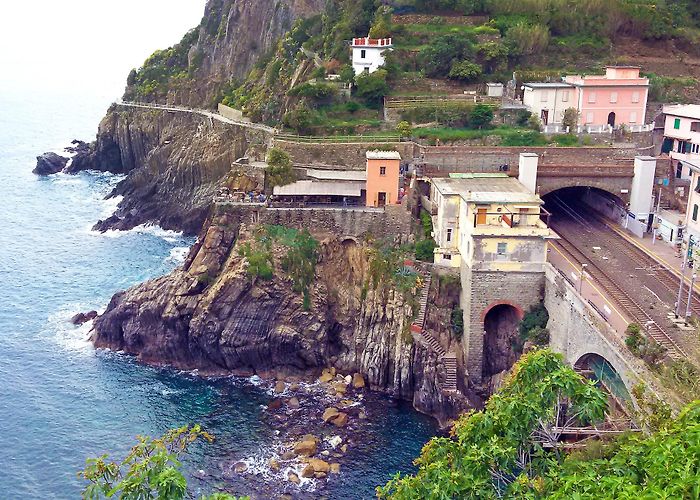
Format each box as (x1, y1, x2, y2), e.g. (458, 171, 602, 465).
(693, 204, 698, 222)
(674, 118, 681, 129)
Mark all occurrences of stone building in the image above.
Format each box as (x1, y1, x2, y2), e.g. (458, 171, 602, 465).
(428, 169, 553, 384)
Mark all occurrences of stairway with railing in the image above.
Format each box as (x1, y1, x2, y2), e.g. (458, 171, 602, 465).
(411, 270, 459, 392)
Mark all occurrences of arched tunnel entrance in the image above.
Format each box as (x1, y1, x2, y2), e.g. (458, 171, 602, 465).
(542, 186, 627, 229)
(482, 303, 523, 379)
(575, 353, 631, 405)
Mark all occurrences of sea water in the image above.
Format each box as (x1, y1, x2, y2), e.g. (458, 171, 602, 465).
(0, 85, 436, 498)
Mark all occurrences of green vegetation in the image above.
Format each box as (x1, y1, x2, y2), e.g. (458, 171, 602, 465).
(416, 209, 437, 262)
(279, 229, 319, 310)
(238, 242, 274, 282)
(124, 29, 200, 100)
(646, 72, 699, 103)
(519, 303, 550, 346)
(379, 348, 700, 499)
(413, 125, 547, 145)
(451, 307, 464, 337)
(378, 348, 608, 498)
(79, 425, 246, 500)
(625, 322, 667, 367)
(265, 148, 295, 189)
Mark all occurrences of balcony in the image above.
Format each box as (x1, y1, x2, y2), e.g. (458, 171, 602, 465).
(472, 207, 551, 229)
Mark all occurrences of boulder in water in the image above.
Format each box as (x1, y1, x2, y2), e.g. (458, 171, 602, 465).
(33, 152, 68, 175)
(71, 310, 98, 325)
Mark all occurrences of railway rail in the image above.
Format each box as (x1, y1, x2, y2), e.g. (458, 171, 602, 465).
(548, 196, 689, 360)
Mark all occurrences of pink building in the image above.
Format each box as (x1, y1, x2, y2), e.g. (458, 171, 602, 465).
(563, 66, 649, 128)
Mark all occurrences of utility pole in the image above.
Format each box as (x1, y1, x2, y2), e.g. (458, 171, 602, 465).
(685, 272, 697, 322)
(677, 236, 693, 317)
(652, 191, 661, 245)
(578, 263, 588, 294)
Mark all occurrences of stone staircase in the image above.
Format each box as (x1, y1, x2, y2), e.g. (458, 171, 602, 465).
(411, 270, 459, 393)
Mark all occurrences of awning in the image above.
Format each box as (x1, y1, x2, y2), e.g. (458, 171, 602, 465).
(273, 180, 364, 197)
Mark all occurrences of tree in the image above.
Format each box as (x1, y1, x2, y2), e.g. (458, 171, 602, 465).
(415, 239, 436, 262)
(378, 349, 607, 499)
(419, 33, 475, 77)
(562, 107, 579, 131)
(396, 120, 413, 138)
(282, 105, 314, 134)
(79, 425, 247, 500)
(354, 69, 389, 105)
(448, 60, 483, 82)
(468, 104, 494, 129)
(280, 230, 319, 310)
(266, 147, 295, 188)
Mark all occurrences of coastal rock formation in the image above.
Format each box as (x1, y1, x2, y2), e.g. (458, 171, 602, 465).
(33, 152, 68, 175)
(92, 214, 473, 425)
(66, 106, 259, 234)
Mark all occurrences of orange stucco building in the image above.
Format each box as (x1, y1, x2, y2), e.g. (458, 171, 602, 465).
(365, 150, 401, 207)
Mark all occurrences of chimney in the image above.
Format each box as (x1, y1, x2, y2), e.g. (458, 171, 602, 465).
(518, 153, 539, 193)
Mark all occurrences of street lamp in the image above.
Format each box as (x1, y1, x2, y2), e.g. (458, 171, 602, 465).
(685, 272, 697, 322)
(578, 263, 588, 294)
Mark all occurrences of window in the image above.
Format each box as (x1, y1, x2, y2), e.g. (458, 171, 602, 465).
(630, 111, 637, 123)
(610, 92, 618, 103)
(497, 242, 507, 255)
(379, 166, 386, 176)
(588, 92, 596, 103)
(540, 91, 549, 102)
(446, 228, 452, 242)
(443, 254, 452, 260)
(674, 118, 681, 130)
(632, 91, 640, 103)
(586, 112, 594, 124)
(693, 204, 699, 222)
(360, 49, 366, 59)
(691, 122, 700, 132)
(561, 90, 569, 102)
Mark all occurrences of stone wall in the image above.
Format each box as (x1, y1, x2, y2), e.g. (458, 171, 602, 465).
(274, 140, 420, 169)
(544, 264, 667, 404)
(216, 204, 415, 241)
(460, 264, 545, 383)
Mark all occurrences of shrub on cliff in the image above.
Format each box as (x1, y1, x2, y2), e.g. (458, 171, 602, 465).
(280, 230, 319, 310)
(415, 239, 436, 262)
(354, 69, 390, 106)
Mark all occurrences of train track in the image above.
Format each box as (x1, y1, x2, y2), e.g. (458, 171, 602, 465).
(548, 199, 688, 360)
(551, 236, 687, 359)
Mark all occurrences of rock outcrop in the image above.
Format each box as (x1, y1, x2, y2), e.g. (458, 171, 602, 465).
(33, 152, 68, 175)
(65, 106, 261, 234)
(91, 214, 473, 425)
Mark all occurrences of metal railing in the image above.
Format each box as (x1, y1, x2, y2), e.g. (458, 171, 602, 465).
(275, 134, 402, 144)
(473, 208, 550, 228)
(542, 123, 654, 135)
(384, 94, 501, 109)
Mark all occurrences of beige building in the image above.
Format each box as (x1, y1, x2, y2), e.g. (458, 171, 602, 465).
(522, 82, 575, 126)
(430, 174, 551, 270)
(683, 159, 700, 246)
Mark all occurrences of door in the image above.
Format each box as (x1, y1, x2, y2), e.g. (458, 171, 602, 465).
(540, 109, 549, 125)
(377, 192, 387, 207)
(476, 208, 487, 225)
(607, 112, 616, 127)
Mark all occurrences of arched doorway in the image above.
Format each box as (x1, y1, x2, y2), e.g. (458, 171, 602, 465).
(607, 112, 616, 127)
(575, 353, 631, 403)
(482, 303, 523, 378)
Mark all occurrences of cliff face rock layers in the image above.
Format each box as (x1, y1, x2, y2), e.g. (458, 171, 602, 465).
(92, 215, 469, 425)
(72, 106, 258, 234)
(143, 0, 326, 108)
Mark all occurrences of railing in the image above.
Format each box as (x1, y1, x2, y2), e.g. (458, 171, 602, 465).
(542, 123, 654, 135)
(352, 37, 392, 46)
(384, 94, 501, 109)
(275, 134, 402, 144)
(473, 208, 550, 228)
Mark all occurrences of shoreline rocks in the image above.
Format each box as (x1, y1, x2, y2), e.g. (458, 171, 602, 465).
(71, 310, 98, 325)
(33, 152, 68, 175)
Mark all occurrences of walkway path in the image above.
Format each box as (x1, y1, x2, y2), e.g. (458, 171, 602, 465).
(116, 100, 278, 135)
(411, 270, 459, 392)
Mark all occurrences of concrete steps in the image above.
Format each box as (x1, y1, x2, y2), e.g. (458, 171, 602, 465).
(409, 270, 459, 392)
(442, 352, 458, 391)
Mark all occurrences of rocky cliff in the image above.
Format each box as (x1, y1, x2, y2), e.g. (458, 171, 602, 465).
(69, 106, 264, 234)
(92, 214, 473, 425)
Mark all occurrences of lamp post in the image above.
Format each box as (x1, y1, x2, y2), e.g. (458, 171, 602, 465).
(685, 272, 697, 322)
(676, 236, 692, 317)
(578, 263, 588, 294)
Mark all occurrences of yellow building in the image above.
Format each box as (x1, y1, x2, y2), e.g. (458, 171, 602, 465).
(430, 174, 551, 270)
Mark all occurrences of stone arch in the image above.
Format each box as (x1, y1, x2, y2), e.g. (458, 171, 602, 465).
(482, 302, 525, 379)
(574, 352, 632, 403)
(340, 235, 359, 245)
(538, 181, 630, 203)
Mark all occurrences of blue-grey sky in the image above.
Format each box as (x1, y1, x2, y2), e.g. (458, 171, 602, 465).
(0, 1, 206, 96)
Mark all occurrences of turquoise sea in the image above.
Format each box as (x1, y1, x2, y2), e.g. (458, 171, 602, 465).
(0, 84, 436, 498)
